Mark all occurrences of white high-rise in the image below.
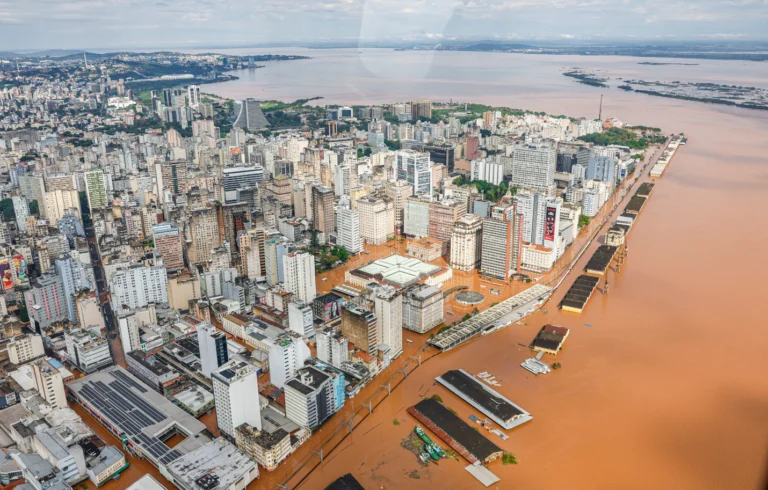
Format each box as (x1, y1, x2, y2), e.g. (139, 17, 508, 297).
(110, 264, 169, 309)
(449, 215, 483, 272)
(117, 310, 141, 354)
(283, 252, 316, 303)
(357, 196, 394, 245)
(373, 286, 403, 360)
(198, 322, 229, 378)
(510, 145, 556, 190)
(212, 361, 261, 438)
(266, 333, 311, 389)
(470, 159, 504, 185)
(336, 207, 362, 254)
(12, 196, 29, 232)
(288, 302, 315, 339)
(44, 189, 80, 222)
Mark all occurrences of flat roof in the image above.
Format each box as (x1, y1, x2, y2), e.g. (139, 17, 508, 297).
(409, 398, 502, 463)
(585, 245, 618, 275)
(353, 254, 443, 288)
(67, 366, 208, 467)
(126, 475, 167, 490)
(325, 474, 365, 490)
(165, 438, 257, 490)
(436, 370, 532, 430)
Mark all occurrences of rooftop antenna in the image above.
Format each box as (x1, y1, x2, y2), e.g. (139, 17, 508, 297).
(598, 94, 603, 121)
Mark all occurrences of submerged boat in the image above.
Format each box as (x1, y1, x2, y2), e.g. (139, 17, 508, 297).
(425, 444, 440, 461)
(415, 427, 433, 444)
(431, 443, 446, 459)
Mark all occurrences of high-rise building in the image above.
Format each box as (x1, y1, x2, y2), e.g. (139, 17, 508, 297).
(470, 159, 504, 185)
(24, 273, 67, 331)
(152, 223, 184, 271)
(425, 144, 456, 173)
(12, 196, 29, 233)
(384, 181, 412, 235)
(582, 188, 600, 217)
(373, 286, 403, 360)
(212, 361, 261, 438)
(54, 256, 94, 325)
(44, 189, 80, 222)
(84, 170, 107, 210)
(449, 215, 483, 271)
(239, 229, 265, 280)
(336, 206, 362, 254)
(515, 192, 561, 257)
(402, 285, 444, 334)
(198, 322, 229, 378)
(466, 136, 480, 161)
(187, 85, 201, 107)
(222, 166, 265, 204)
(65, 329, 113, 374)
(110, 264, 169, 310)
(480, 217, 513, 279)
(188, 207, 220, 264)
(117, 310, 141, 355)
(411, 100, 432, 120)
(341, 304, 377, 356)
(18, 174, 46, 217)
(510, 145, 557, 190)
(428, 199, 466, 243)
(285, 366, 344, 429)
(288, 302, 315, 339)
(232, 99, 270, 132)
(266, 333, 310, 389)
(311, 185, 335, 242)
(156, 161, 187, 197)
(357, 195, 394, 245)
(396, 150, 432, 197)
(316, 329, 349, 368)
(283, 252, 316, 303)
(32, 359, 67, 409)
(587, 155, 616, 184)
(404, 197, 430, 238)
(7, 334, 44, 365)
(334, 164, 355, 197)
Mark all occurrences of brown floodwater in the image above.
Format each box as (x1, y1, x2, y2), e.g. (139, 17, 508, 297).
(205, 50, 768, 489)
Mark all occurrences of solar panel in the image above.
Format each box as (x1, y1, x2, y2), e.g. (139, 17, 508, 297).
(111, 369, 148, 392)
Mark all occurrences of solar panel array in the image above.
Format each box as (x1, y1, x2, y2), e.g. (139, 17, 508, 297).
(76, 371, 183, 465)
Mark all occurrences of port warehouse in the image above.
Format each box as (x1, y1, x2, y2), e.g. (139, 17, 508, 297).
(530, 324, 570, 354)
(560, 275, 600, 313)
(67, 366, 210, 469)
(408, 398, 502, 464)
(585, 245, 618, 275)
(435, 370, 532, 430)
(429, 285, 552, 351)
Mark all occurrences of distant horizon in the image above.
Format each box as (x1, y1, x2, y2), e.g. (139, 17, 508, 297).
(5, 37, 768, 56)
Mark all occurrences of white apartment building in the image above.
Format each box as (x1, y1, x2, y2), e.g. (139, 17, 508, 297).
(316, 329, 349, 369)
(12, 196, 29, 233)
(582, 188, 600, 217)
(283, 252, 316, 303)
(403, 198, 430, 238)
(7, 334, 44, 365)
(521, 243, 557, 272)
(32, 359, 67, 409)
(510, 145, 556, 190)
(212, 361, 261, 438)
(44, 189, 80, 223)
(65, 329, 112, 374)
(266, 334, 310, 389)
(395, 150, 432, 197)
(373, 286, 403, 361)
(357, 196, 394, 245)
(288, 302, 315, 339)
(470, 159, 504, 185)
(110, 264, 169, 309)
(402, 285, 444, 334)
(117, 311, 141, 355)
(449, 215, 483, 272)
(336, 207, 362, 254)
(198, 322, 229, 378)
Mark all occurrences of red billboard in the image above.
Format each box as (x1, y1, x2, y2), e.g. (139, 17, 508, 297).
(544, 206, 557, 242)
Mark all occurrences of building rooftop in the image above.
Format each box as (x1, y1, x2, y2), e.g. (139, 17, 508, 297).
(164, 438, 257, 490)
(353, 254, 443, 288)
(126, 474, 167, 490)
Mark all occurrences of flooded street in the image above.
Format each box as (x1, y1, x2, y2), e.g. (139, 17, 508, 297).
(205, 50, 768, 489)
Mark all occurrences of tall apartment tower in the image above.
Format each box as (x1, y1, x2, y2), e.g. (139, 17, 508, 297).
(152, 223, 185, 271)
(480, 201, 523, 279)
(336, 206, 362, 254)
(510, 145, 557, 190)
(449, 215, 483, 272)
(311, 185, 335, 242)
(117, 310, 141, 355)
(198, 322, 229, 378)
(12, 196, 29, 233)
(84, 170, 107, 210)
(266, 333, 310, 389)
(384, 181, 413, 235)
(410, 100, 432, 120)
(283, 252, 316, 303)
(373, 286, 403, 360)
(188, 207, 220, 264)
(32, 359, 67, 409)
(341, 304, 377, 356)
(357, 195, 394, 245)
(212, 361, 262, 438)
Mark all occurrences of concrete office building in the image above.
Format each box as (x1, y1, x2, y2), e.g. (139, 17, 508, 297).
(510, 145, 556, 190)
(316, 329, 349, 369)
(110, 264, 169, 310)
(117, 310, 141, 355)
(212, 361, 261, 438)
(341, 304, 377, 356)
(311, 185, 335, 242)
(480, 217, 515, 279)
(65, 329, 113, 374)
(44, 189, 80, 223)
(18, 174, 46, 217)
(373, 286, 403, 360)
(32, 358, 67, 409)
(54, 256, 95, 326)
(336, 206, 362, 254)
(428, 199, 466, 243)
(187, 207, 219, 264)
(402, 285, 444, 334)
(285, 366, 343, 429)
(288, 302, 315, 340)
(7, 334, 44, 365)
(152, 223, 184, 271)
(384, 181, 413, 235)
(404, 197, 430, 238)
(283, 252, 316, 303)
(357, 195, 394, 245)
(198, 322, 229, 378)
(233, 98, 270, 132)
(222, 166, 264, 204)
(587, 155, 616, 184)
(24, 272, 67, 331)
(470, 159, 504, 185)
(449, 215, 483, 272)
(396, 150, 432, 197)
(266, 333, 310, 389)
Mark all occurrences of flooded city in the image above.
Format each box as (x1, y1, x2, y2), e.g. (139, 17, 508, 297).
(202, 50, 768, 490)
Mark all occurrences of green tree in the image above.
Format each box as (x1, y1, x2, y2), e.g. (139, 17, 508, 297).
(578, 214, 591, 228)
(310, 230, 320, 249)
(29, 200, 39, 216)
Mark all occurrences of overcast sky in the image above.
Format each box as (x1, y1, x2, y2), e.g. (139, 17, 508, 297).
(1, 0, 767, 51)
